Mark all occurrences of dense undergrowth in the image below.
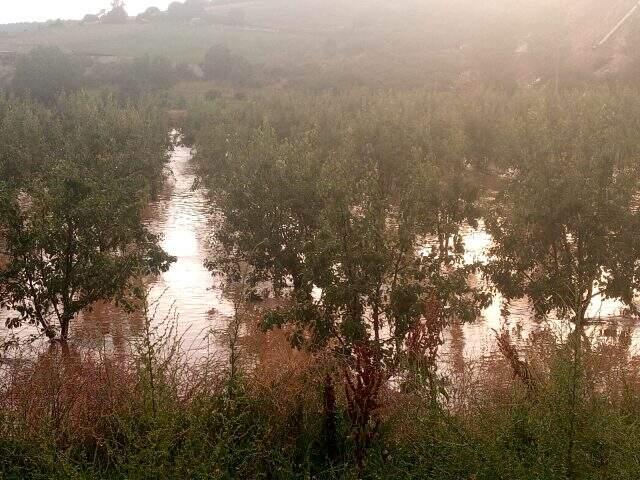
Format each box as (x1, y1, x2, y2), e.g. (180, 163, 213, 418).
(2, 315, 640, 479)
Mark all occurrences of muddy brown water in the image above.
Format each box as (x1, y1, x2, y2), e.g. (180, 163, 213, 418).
(74, 144, 236, 353)
(1, 144, 234, 356)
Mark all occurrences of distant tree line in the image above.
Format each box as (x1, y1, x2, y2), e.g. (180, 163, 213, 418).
(10, 47, 196, 102)
(133, 0, 246, 26)
(9, 44, 262, 103)
(82, 0, 129, 24)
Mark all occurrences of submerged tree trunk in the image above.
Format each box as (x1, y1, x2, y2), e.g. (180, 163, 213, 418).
(60, 314, 72, 342)
(36, 312, 55, 340)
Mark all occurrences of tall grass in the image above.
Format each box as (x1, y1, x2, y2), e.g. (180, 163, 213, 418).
(2, 313, 640, 479)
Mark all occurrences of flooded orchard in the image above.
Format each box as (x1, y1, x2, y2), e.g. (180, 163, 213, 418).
(2, 141, 639, 364)
(71, 142, 235, 353)
(0, 141, 233, 356)
(6, 3, 640, 476)
(441, 224, 640, 366)
(75, 145, 640, 365)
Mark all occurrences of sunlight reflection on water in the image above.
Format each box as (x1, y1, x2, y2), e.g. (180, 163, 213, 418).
(72, 144, 234, 353)
(145, 145, 235, 346)
(441, 220, 640, 368)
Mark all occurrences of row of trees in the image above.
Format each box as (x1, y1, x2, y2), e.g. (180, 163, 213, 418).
(191, 86, 640, 474)
(0, 93, 174, 342)
(10, 45, 258, 105)
(10, 47, 191, 104)
(192, 90, 490, 468)
(132, 1, 245, 25)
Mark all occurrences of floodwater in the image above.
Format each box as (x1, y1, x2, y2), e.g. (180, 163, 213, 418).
(143, 144, 235, 346)
(2, 142, 639, 364)
(440, 222, 640, 365)
(1, 143, 235, 355)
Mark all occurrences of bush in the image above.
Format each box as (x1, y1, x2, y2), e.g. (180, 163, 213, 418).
(202, 44, 254, 86)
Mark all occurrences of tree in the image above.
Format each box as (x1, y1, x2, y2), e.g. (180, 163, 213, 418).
(145, 6, 161, 15)
(485, 89, 640, 478)
(167, 1, 185, 17)
(0, 166, 173, 341)
(102, 0, 128, 24)
(262, 114, 486, 469)
(82, 14, 100, 23)
(118, 55, 178, 96)
(11, 47, 84, 104)
(167, 0, 207, 20)
(204, 126, 323, 294)
(196, 92, 489, 468)
(487, 89, 640, 330)
(0, 97, 56, 186)
(137, 6, 162, 21)
(202, 44, 253, 85)
(0, 94, 174, 342)
(85, 55, 178, 98)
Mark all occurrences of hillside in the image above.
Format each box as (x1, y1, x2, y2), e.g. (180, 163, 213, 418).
(0, 0, 639, 88)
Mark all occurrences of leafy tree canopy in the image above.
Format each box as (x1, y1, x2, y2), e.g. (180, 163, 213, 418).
(0, 93, 174, 341)
(486, 89, 640, 324)
(11, 47, 84, 104)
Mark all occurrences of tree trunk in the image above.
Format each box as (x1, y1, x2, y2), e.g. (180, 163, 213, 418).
(321, 374, 339, 464)
(565, 304, 586, 480)
(60, 315, 72, 342)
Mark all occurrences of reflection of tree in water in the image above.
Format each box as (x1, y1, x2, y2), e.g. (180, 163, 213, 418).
(73, 302, 141, 356)
(448, 320, 466, 375)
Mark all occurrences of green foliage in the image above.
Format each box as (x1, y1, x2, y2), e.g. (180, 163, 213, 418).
(192, 90, 493, 471)
(89, 55, 179, 97)
(185, 85, 640, 475)
(486, 89, 640, 323)
(3, 332, 640, 479)
(0, 97, 56, 185)
(483, 87, 640, 478)
(202, 44, 255, 86)
(4, 23, 640, 477)
(11, 47, 84, 104)
(0, 93, 174, 341)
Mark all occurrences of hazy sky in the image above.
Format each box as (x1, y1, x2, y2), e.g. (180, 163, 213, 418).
(2, 1, 173, 24)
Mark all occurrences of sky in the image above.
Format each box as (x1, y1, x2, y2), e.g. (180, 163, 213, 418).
(2, 1, 173, 24)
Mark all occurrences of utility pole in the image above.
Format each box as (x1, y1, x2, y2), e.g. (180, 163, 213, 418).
(594, 1, 640, 49)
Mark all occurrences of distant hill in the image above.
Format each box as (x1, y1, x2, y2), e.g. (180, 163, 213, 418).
(0, 23, 44, 34)
(0, 0, 638, 88)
